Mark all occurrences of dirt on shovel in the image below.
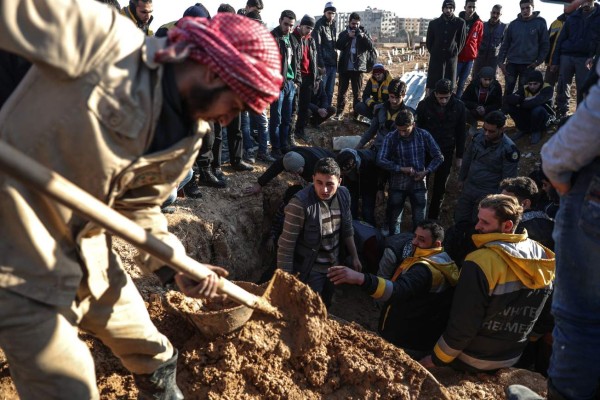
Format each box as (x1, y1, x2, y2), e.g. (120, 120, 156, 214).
(165, 269, 452, 399)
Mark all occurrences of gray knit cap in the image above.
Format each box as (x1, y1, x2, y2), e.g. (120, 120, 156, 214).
(283, 151, 305, 172)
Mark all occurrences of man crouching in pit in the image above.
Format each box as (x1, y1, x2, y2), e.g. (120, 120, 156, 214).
(421, 194, 555, 372)
(327, 220, 459, 360)
(0, 0, 282, 399)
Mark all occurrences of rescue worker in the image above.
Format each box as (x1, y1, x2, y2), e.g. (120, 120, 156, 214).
(328, 220, 459, 360)
(354, 63, 394, 120)
(120, 0, 154, 35)
(0, 2, 282, 398)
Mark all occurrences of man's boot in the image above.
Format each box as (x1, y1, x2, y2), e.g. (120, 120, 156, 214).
(183, 175, 203, 198)
(212, 167, 228, 183)
(199, 167, 227, 188)
(133, 350, 184, 400)
(231, 157, 254, 172)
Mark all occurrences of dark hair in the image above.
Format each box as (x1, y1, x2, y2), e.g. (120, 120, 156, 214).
(283, 185, 303, 204)
(247, 0, 264, 10)
(395, 109, 415, 127)
(465, 0, 477, 5)
(479, 194, 523, 229)
(280, 10, 296, 21)
(349, 12, 361, 22)
(131, 0, 151, 5)
(520, 0, 533, 6)
(246, 10, 262, 21)
(484, 110, 507, 128)
(499, 176, 539, 203)
(313, 157, 341, 178)
(388, 79, 407, 97)
(335, 150, 356, 172)
(98, 0, 121, 10)
(415, 220, 445, 244)
(217, 3, 236, 13)
(492, 4, 502, 10)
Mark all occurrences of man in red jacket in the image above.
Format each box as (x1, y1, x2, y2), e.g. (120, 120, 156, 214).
(456, 0, 484, 98)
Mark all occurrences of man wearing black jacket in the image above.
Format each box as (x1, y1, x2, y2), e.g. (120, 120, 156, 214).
(504, 70, 554, 144)
(312, 2, 338, 108)
(425, 0, 467, 92)
(328, 220, 459, 359)
(269, 10, 301, 157)
(416, 79, 467, 220)
(243, 146, 334, 195)
(461, 66, 503, 133)
(335, 12, 374, 119)
(336, 148, 385, 225)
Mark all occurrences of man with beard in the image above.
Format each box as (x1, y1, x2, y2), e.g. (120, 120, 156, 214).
(0, 2, 282, 398)
(425, 0, 467, 93)
(455, 111, 519, 224)
(377, 110, 444, 235)
(120, 0, 154, 35)
(497, 0, 549, 96)
(328, 220, 459, 360)
(472, 4, 507, 79)
(456, 0, 484, 98)
(277, 158, 362, 306)
(422, 194, 555, 372)
(504, 70, 554, 144)
(354, 63, 394, 120)
(356, 78, 413, 151)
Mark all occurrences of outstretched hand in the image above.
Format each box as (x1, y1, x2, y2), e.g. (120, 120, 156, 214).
(243, 183, 262, 196)
(327, 265, 364, 285)
(174, 265, 229, 300)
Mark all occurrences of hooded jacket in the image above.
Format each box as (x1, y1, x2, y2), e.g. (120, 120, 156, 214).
(458, 11, 484, 62)
(362, 70, 394, 107)
(461, 78, 503, 115)
(362, 247, 459, 351)
(432, 231, 555, 371)
(498, 11, 550, 66)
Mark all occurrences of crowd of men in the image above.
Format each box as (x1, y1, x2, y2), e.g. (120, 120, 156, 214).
(1, 0, 599, 399)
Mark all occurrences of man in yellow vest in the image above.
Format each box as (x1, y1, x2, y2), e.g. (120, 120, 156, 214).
(120, 0, 154, 35)
(328, 220, 459, 359)
(423, 194, 555, 372)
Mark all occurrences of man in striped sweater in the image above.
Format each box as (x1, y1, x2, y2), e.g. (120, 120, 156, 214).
(277, 157, 362, 306)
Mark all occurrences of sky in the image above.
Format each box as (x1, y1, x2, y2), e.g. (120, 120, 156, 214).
(118, 0, 569, 30)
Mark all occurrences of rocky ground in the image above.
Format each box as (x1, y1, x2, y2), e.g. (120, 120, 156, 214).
(0, 56, 570, 399)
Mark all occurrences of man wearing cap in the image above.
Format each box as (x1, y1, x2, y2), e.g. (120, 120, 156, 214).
(497, 0, 549, 96)
(354, 63, 394, 120)
(454, 111, 519, 224)
(120, 0, 154, 35)
(0, 1, 282, 398)
(335, 12, 375, 120)
(426, 0, 467, 93)
(461, 66, 503, 133)
(472, 4, 507, 81)
(292, 15, 319, 141)
(357, 78, 414, 151)
(278, 157, 362, 306)
(243, 146, 334, 195)
(504, 70, 554, 144)
(416, 78, 467, 220)
(377, 110, 444, 235)
(313, 2, 338, 108)
(269, 10, 301, 158)
(456, 0, 484, 98)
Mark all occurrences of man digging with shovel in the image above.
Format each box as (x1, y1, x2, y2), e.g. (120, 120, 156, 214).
(0, 1, 282, 399)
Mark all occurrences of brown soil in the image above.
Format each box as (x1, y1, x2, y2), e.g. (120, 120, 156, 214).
(0, 55, 562, 399)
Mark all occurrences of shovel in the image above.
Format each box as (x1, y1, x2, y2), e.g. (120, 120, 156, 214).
(0, 140, 280, 323)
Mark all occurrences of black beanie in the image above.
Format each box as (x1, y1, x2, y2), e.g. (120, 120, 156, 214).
(442, 0, 456, 9)
(300, 14, 316, 28)
(324, 1, 336, 13)
(435, 78, 453, 94)
(527, 70, 544, 84)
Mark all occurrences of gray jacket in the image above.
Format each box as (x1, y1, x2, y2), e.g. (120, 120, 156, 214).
(498, 11, 550, 65)
(459, 133, 520, 192)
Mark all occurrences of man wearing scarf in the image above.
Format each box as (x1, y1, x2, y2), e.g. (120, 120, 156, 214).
(0, 1, 282, 398)
(328, 220, 459, 360)
(424, 194, 555, 372)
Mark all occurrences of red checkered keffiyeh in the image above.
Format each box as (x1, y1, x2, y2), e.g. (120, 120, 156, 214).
(155, 13, 283, 113)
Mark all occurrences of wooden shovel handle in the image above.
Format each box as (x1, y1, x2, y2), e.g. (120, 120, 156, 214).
(0, 140, 273, 313)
